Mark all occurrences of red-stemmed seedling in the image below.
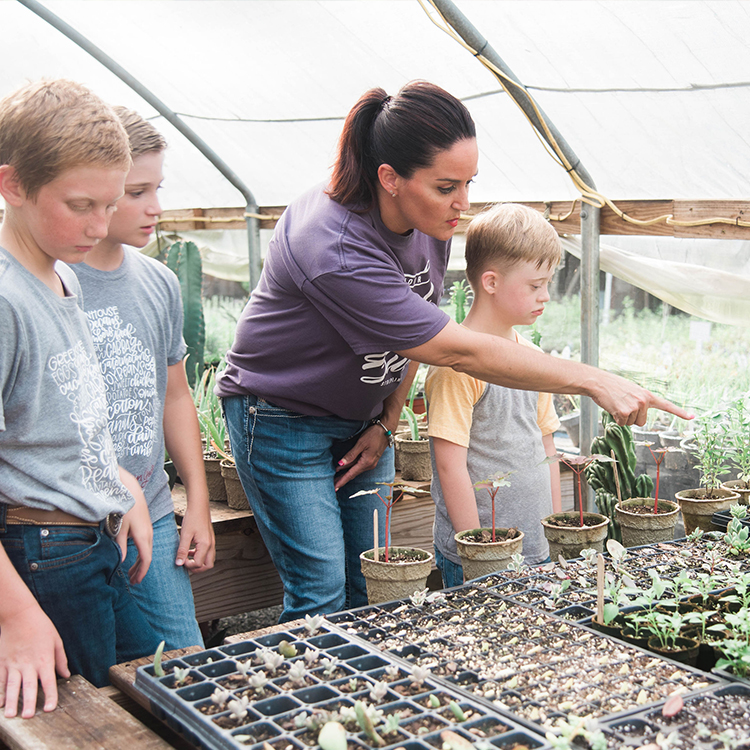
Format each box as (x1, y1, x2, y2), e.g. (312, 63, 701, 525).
(472, 471, 514, 542)
(546, 453, 616, 527)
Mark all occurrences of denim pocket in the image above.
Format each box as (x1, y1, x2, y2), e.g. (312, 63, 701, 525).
(36, 526, 108, 571)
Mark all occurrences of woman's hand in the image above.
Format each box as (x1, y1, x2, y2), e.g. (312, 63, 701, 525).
(334, 425, 389, 491)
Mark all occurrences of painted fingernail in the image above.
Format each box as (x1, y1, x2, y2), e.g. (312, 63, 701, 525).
(338, 459, 345, 466)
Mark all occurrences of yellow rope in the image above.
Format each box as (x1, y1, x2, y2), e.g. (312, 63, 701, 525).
(419, 0, 750, 231)
(157, 212, 284, 226)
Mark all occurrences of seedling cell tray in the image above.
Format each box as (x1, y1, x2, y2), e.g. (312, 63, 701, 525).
(135, 622, 551, 750)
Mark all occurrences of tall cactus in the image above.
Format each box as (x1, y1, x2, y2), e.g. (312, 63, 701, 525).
(165, 240, 205, 387)
(585, 413, 654, 542)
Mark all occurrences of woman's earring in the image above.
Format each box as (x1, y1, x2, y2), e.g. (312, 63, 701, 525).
(390, 191, 396, 197)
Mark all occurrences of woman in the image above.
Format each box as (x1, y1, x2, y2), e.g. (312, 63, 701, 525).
(217, 81, 686, 622)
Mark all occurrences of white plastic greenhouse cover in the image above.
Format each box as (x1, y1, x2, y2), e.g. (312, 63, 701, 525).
(1, 0, 749, 321)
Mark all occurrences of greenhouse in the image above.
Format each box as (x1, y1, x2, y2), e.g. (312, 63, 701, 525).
(1, 2, 750, 749)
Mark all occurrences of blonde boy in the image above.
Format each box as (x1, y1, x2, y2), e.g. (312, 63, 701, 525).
(426, 203, 562, 587)
(0, 80, 160, 718)
(72, 107, 214, 649)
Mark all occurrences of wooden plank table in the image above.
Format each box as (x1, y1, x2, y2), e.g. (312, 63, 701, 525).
(0, 675, 174, 750)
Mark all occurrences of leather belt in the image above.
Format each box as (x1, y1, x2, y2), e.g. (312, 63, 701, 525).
(5, 506, 123, 538)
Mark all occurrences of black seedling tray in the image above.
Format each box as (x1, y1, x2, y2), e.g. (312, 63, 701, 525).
(712, 509, 750, 532)
(135, 621, 551, 750)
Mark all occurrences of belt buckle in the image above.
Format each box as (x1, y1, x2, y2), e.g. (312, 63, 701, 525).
(104, 512, 123, 539)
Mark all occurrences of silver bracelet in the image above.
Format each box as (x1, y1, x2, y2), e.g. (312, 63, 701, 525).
(370, 418, 394, 448)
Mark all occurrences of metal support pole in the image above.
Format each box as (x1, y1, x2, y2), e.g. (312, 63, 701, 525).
(17, 0, 263, 290)
(580, 204, 601, 509)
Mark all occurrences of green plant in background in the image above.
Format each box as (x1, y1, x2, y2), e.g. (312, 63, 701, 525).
(448, 279, 472, 324)
(727, 396, 750, 487)
(692, 411, 732, 493)
(585, 413, 654, 541)
(400, 366, 427, 440)
(193, 362, 230, 459)
(203, 295, 246, 365)
(164, 240, 205, 387)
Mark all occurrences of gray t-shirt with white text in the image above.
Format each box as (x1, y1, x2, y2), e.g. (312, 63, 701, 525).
(0, 248, 133, 520)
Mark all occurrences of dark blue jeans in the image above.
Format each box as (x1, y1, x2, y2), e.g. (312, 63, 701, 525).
(223, 394, 394, 622)
(0, 505, 161, 687)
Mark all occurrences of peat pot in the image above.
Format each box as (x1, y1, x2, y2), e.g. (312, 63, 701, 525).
(395, 434, 431, 482)
(541, 512, 609, 560)
(220, 459, 250, 511)
(204, 455, 227, 503)
(721, 479, 750, 505)
(615, 497, 680, 547)
(454, 528, 524, 581)
(359, 547, 433, 605)
(675, 488, 741, 534)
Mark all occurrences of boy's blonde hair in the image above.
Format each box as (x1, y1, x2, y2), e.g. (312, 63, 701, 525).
(0, 79, 131, 199)
(113, 106, 167, 157)
(465, 203, 561, 290)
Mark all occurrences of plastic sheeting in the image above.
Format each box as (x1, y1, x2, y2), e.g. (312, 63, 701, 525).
(561, 236, 750, 327)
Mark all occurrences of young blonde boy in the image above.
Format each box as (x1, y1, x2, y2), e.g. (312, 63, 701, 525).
(0, 80, 160, 718)
(72, 107, 214, 649)
(426, 203, 562, 587)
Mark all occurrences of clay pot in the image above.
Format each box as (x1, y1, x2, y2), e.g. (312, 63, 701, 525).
(454, 528, 524, 581)
(721, 479, 750, 506)
(204, 454, 227, 503)
(359, 547, 433, 605)
(395, 434, 431, 482)
(221, 459, 249, 510)
(615, 498, 680, 547)
(540, 512, 609, 560)
(675, 488, 741, 534)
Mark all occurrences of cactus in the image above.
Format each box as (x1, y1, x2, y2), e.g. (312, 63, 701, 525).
(586, 413, 654, 541)
(164, 240, 205, 387)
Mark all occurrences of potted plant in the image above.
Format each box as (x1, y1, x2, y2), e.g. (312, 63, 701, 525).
(395, 404, 431, 482)
(541, 453, 611, 559)
(193, 364, 229, 503)
(220, 455, 249, 510)
(722, 396, 750, 504)
(675, 412, 740, 533)
(453, 471, 524, 580)
(355, 481, 434, 604)
(586, 414, 655, 544)
(614, 441, 680, 547)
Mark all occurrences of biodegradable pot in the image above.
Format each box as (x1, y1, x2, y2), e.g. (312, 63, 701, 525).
(203, 455, 227, 503)
(675, 488, 741, 534)
(540, 512, 609, 560)
(454, 528, 524, 581)
(647, 635, 700, 667)
(615, 497, 680, 547)
(220, 459, 249, 510)
(395, 433, 431, 482)
(721, 479, 750, 505)
(359, 547, 433, 604)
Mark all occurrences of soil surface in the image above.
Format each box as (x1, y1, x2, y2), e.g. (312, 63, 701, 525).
(461, 528, 520, 543)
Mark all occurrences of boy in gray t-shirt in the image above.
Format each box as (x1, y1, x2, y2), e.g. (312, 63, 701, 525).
(0, 80, 159, 718)
(72, 108, 214, 649)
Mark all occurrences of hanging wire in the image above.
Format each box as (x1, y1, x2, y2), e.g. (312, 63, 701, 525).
(419, 0, 750, 230)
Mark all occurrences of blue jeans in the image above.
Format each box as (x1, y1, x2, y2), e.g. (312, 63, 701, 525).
(119, 512, 203, 649)
(435, 548, 465, 588)
(0, 505, 161, 687)
(222, 394, 393, 622)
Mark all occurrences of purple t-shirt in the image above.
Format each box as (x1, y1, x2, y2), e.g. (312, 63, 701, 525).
(216, 184, 450, 420)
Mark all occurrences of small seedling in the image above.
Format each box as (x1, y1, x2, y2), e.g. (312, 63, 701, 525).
(153, 640, 166, 677)
(410, 665, 430, 688)
(172, 666, 190, 687)
(507, 552, 526, 573)
(227, 696, 249, 722)
(369, 681, 388, 703)
(473, 471, 514, 542)
(448, 701, 466, 722)
(304, 647, 320, 666)
(384, 665, 400, 680)
(304, 613, 324, 635)
(278, 639, 298, 658)
(321, 657, 339, 677)
(210, 687, 231, 708)
(318, 721, 347, 750)
(249, 671, 269, 694)
(410, 588, 429, 607)
(288, 661, 308, 687)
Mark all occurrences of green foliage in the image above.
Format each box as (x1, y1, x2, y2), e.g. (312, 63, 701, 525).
(203, 295, 246, 364)
(727, 396, 750, 482)
(192, 362, 230, 459)
(692, 411, 733, 490)
(449, 279, 472, 324)
(165, 240, 205, 386)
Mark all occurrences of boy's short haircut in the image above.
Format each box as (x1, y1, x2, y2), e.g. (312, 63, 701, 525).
(465, 203, 562, 290)
(113, 106, 167, 157)
(0, 79, 131, 200)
